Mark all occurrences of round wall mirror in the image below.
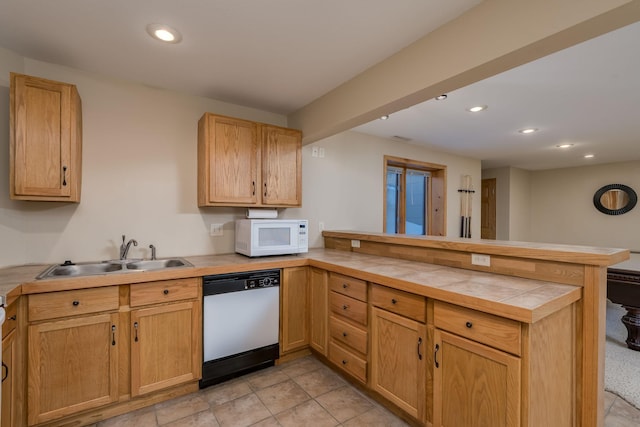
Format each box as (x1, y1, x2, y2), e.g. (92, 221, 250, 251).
(593, 184, 637, 215)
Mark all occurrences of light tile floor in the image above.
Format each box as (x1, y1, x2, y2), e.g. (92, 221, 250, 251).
(95, 356, 408, 427)
(95, 355, 640, 427)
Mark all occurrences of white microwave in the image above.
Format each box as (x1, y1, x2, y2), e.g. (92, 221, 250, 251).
(235, 219, 308, 257)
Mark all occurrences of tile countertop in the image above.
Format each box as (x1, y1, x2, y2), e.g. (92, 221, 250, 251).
(0, 249, 582, 323)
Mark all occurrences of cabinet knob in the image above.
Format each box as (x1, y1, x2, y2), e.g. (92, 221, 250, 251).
(342, 283, 348, 289)
(342, 360, 347, 365)
(342, 332, 348, 337)
(72, 300, 80, 306)
(342, 304, 349, 310)
(466, 321, 473, 328)
(163, 289, 169, 295)
(391, 298, 397, 305)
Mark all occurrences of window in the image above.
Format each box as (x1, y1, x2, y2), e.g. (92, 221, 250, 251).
(384, 156, 446, 236)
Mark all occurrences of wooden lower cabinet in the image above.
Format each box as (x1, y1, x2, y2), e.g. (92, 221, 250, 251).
(280, 267, 309, 354)
(433, 329, 521, 427)
(131, 300, 200, 397)
(370, 306, 426, 422)
(2, 329, 17, 427)
(309, 267, 328, 355)
(27, 313, 119, 425)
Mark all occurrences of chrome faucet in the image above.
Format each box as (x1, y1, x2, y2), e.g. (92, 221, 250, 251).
(149, 244, 157, 260)
(120, 235, 138, 260)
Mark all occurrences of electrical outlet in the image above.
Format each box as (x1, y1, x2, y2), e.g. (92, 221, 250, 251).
(471, 253, 490, 266)
(311, 147, 319, 157)
(318, 147, 325, 158)
(351, 239, 360, 248)
(210, 223, 224, 236)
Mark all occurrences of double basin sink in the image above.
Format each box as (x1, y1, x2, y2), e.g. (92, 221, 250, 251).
(37, 258, 193, 279)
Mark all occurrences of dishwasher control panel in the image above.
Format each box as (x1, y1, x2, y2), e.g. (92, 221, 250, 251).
(203, 269, 281, 296)
(246, 272, 280, 289)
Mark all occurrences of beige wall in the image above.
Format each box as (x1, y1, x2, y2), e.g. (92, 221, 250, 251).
(529, 161, 640, 250)
(295, 132, 481, 248)
(508, 167, 532, 241)
(0, 54, 481, 267)
(0, 56, 287, 267)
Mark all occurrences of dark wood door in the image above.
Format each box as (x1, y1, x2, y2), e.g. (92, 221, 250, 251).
(481, 178, 496, 239)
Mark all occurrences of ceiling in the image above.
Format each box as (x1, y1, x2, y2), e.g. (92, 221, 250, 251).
(354, 21, 640, 171)
(0, 1, 638, 171)
(0, 0, 479, 114)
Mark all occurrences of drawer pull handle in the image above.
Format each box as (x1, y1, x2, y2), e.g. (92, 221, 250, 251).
(252, 181, 256, 196)
(342, 304, 349, 310)
(111, 325, 116, 346)
(466, 321, 473, 328)
(391, 298, 397, 305)
(342, 360, 347, 365)
(342, 332, 348, 337)
(134, 322, 139, 342)
(434, 344, 440, 368)
(163, 289, 169, 295)
(264, 182, 267, 197)
(342, 283, 348, 289)
(62, 166, 68, 186)
(417, 337, 423, 360)
(72, 300, 80, 306)
(1, 362, 7, 382)
(9, 315, 16, 321)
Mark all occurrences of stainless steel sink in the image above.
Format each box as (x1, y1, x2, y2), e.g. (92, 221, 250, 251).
(126, 259, 190, 270)
(36, 258, 193, 279)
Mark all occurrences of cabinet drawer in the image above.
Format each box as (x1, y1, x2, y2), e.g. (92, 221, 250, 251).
(370, 284, 426, 323)
(329, 315, 368, 355)
(29, 287, 119, 322)
(2, 301, 17, 336)
(329, 273, 367, 301)
(434, 301, 521, 356)
(130, 278, 199, 307)
(330, 291, 367, 326)
(329, 341, 367, 383)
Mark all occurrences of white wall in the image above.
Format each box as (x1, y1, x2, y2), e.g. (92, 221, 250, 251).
(530, 161, 640, 250)
(0, 53, 482, 268)
(296, 131, 481, 248)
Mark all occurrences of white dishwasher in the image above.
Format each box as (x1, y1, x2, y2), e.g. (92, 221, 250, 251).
(200, 269, 280, 388)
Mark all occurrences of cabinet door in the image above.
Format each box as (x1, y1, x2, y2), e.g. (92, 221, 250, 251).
(10, 73, 81, 201)
(370, 307, 426, 421)
(28, 313, 119, 425)
(309, 267, 328, 355)
(200, 114, 259, 205)
(2, 330, 16, 427)
(131, 300, 200, 396)
(261, 125, 302, 206)
(433, 330, 521, 427)
(280, 267, 309, 354)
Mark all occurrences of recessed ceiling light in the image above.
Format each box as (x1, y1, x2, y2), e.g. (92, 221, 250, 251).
(584, 154, 595, 159)
(146, 24, 182, 43)
(518, 128, 538, 134)
(380, 115, 389, 120)
(556, 144, 574, 149)
(466, 105, 487, 113)
(435, 94, 448, 101)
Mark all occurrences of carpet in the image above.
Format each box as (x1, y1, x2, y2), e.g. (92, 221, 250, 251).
(605, 299, 640, 409)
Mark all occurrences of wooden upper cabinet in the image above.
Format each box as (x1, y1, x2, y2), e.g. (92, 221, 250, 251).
(10, 73, 82, 202)
(261, 125, 302, 206)
(198, 113, 301, 207)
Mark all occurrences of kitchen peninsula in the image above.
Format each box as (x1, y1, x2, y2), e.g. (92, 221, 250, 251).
(0, 233, 627, 427)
